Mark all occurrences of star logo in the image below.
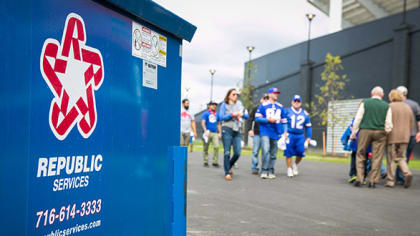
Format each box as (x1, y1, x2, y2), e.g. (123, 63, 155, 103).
(40, 13, 104, 140)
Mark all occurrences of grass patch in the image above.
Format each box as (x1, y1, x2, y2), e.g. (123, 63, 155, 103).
(190, 141, 420, 170)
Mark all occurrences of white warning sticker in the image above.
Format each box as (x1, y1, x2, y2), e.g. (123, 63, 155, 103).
(132, 22, 167, 67)
(143, 60, 158, 90)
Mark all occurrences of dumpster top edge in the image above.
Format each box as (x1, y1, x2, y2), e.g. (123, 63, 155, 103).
(101, 0, 196, 42)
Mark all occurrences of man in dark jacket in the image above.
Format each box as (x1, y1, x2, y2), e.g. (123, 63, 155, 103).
(247, 94, 268, 174)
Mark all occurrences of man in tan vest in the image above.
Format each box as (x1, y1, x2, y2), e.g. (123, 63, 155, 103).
(351, 86, 393, 188)
(385, 90, 414, 188)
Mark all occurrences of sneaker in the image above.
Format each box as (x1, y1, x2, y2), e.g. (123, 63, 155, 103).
(268, 173, 276, 179)
(384, 182, 394, 188)
(260, 173, 268, 179)
(287, 168, 294, 178)
(225, 175, 232, 181)
(252, 169, 259, 175)
(404, 175, 413, 188)
(368, 182, 376, 188)
(234, 163, 239, 169)
(292, 164, 299, 176)
(229, 170, 234, 177)
(348, 176, 357, 183)
(212, 163, 219, 168)
(203, 163, 209, 167)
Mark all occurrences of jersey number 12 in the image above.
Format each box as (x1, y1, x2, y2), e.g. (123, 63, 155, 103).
(291, 115, 305, 129)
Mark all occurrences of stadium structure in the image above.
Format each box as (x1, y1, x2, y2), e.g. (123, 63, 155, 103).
(194, 1, 420, 156)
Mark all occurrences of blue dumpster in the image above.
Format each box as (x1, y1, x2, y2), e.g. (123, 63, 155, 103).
(0, 0, 196, 235)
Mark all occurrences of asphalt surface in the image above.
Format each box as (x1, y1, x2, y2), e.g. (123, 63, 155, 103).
(186, 151, 420, 236)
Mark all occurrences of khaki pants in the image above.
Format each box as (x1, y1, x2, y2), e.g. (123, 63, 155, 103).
(386, 143, 411, 186)
(203, 132, 219, 164)
(180, 132, 190, 146)
(356, 129, 387, 183)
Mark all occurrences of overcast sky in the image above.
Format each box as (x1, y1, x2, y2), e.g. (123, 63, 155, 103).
(154, 0, 332, 114)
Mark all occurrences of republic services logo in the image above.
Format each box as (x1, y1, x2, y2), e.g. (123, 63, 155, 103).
(40, 13, 104, 140)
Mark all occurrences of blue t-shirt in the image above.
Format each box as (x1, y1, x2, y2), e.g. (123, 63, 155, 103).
(284, 107, 312, 138)
(201, 110, 219, 132)
(255, 101, 287, 140)
(341, 124, 352, 151)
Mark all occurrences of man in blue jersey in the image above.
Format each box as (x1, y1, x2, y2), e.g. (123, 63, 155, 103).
(255, 88, 287, 179)
(247, 94, 269, 174)
(284, 95, 312, 178)
(201, 101, 221, 167)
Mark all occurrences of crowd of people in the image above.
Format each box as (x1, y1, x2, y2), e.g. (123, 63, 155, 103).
(342, 86, 420, 188)
(180, 87, 313, 181)
(180, 85, 419, 188)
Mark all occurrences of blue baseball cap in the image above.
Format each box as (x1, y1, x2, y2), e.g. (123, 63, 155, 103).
(292, 95, 302, 102)
(267, 88, 281, 94)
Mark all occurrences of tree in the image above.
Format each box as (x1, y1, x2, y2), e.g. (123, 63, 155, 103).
(240, 59, 256, 113)
(308, 53, 349, 156)
(239, 58, 257, 147)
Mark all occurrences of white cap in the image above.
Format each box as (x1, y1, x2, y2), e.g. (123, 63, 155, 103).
(396, 86, 408, 96)
(277, 136, 287, 150)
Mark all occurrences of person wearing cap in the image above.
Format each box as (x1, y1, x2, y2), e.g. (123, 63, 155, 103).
(181, 99, 197, 147)
(351, 86, 393, 188)
(201, 101, 221, 168)
(255, 88, 287, 179)
(283, 95, 312, 178)
(384, 90, 414, 188)
(395, 86, 420, 184)
(219, 89, 249, 181)
(246, 94, 269, 175)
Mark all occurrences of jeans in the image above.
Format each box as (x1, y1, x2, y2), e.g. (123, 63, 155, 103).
(366, 160, 386, 175)
(396, 136, 416, 182)
(261, 136, 278, 174)
(251, 135, 262, 171)
(353, 153, 370, 179)
(349, 151, 357, 177)
(221, 126, 242, 176)
(381, 162, 386, 175)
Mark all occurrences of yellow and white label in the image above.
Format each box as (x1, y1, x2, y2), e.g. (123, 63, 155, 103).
(132, 21, 167, 67)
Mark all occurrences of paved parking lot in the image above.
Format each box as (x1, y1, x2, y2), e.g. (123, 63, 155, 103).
(187, 152, 420, 236)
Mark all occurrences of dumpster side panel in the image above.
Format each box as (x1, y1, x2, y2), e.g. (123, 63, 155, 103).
(26, 0, 182, 235)
(0, 1, 32, 235)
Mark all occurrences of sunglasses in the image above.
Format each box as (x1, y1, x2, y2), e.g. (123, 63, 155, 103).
(293, 100, 301, 103)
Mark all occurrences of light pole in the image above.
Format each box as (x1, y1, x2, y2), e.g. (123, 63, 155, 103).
(246, 46, 255, 81)
(209, 69, 216, 102)
(305, 13, 316, 63)
(244, 46, 255, 147)
(246, 46, 255, 61)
